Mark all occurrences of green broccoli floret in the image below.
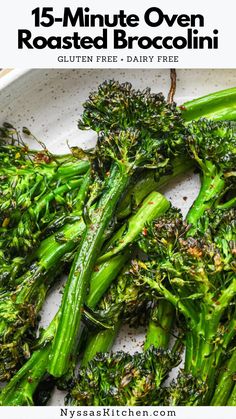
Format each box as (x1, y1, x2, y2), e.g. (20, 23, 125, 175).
(79, 80, 184, 139)
(0, 214, 86, 381)
(67, 346, 178, 406)
(48, 80, 187, 378)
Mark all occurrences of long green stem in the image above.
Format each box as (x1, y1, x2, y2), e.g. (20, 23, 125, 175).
(217, 196, 236, 210)
(81, 322, 121, 367)
(48, 165, 131, 376)
(56, 160, 90, 178)
(211, 350, 236, 406)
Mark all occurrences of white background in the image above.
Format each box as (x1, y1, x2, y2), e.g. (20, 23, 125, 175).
(0, 0, 235, 68)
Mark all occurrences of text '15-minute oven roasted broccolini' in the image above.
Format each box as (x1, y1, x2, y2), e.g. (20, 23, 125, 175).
(0, 80, 236, 406)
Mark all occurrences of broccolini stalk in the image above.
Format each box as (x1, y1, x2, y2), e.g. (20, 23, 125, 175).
(48, 80, 186, 377)
(117, 156, 194, 219)
(80, 260, 150, 367)
(80, 209, 181, 379)
(0, 123, 89, 174)
(82, 235, 175, 367)
(119, 87, 236, 218)
(0, 174, 92, 381)
(98, 191, 170, 263)
(210, 349, 236, 406)
(87, 254, 130, 308)
(162, 372, 205, 406)
(185, 119, 236, 234)
(80, 323, 121, 368)
(227, 382, 236, 406)
(138, 209, 183, 353)
(55, 191, 169, 374)
(70, 256, 181, 405)
(82, 300, 176, 369)
(0, 315, 58, 406)
(181, 86, 236, 122)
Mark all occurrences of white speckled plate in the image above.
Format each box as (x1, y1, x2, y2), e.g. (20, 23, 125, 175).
(0, 69, 236, 405)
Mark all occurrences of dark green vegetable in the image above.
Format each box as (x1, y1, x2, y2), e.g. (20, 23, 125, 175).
(162, 372, 205, 406)
(0, 154, 187, 383)
(0, 199, 86, 381)
(186, 119, 236, 233)
(2, 81, 236, 407)
(68, 347, 178, 406)
(117, 157, 194, 219)
(0, 190, 169, 403)
(144, 301, 175, 351)
(0, 125, 90, 273)
(0, 316, 57, 405)
(227, 382, 236, 406)
(211, 349, 236, 406)
(48, 80, 186, 377)
(181, 87, 236, 122)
